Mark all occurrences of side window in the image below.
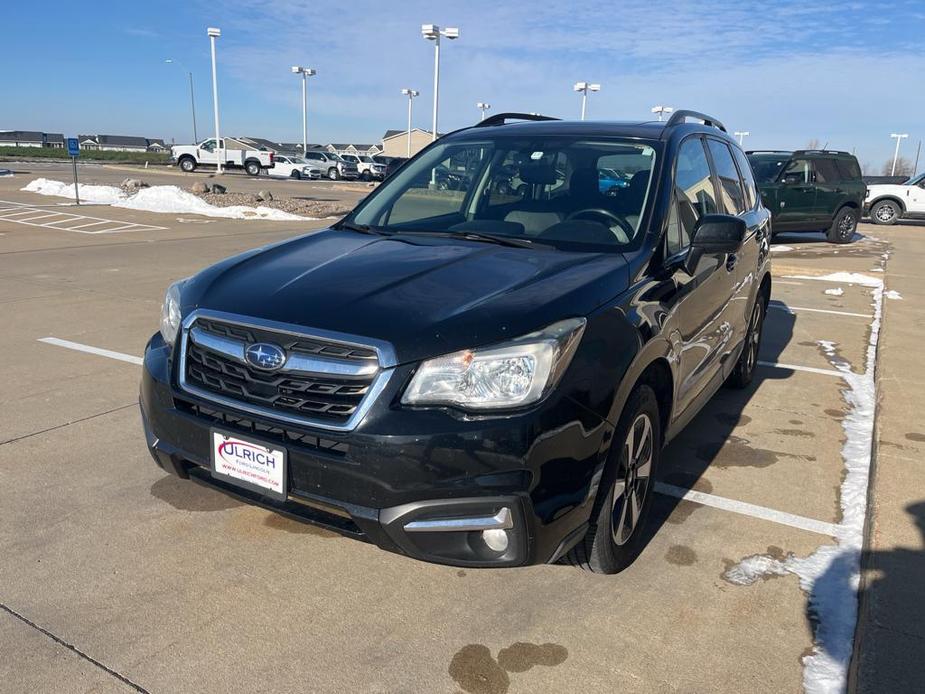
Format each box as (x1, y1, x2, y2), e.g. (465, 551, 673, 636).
(781, 159, 813, 185)
(665, 199, 690, 256)
(813, 159, 840, 184)
(732, 147, 758, 209)
(834, 158, 862, 182)
(200, 139, 215, 152)
(707, 139, 747, 215)
(675, 138, 717, 246)
(306, 152, 321, 161)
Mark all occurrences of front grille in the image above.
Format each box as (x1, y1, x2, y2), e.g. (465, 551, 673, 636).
(182, 316, 380, 425)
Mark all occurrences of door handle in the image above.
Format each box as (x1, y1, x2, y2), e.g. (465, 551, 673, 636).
(726, 253, 737, 272)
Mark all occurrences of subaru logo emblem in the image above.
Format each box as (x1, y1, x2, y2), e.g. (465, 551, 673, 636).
(245, 342, 287, 371)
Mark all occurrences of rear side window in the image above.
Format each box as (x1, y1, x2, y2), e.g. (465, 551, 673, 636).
(813, 159, 840, 184)
(732, 147, 758, 209)
(835, 158, 862, 181)
(707, 139, 747, 215)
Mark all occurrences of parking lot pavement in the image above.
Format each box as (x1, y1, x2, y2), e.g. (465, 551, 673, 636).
(0, 206, 911, 692)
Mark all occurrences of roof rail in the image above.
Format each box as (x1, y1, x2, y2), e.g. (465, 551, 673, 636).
(665, 109, 727, 133)
(792, 149, 852, 157)
(474, 112, 560, 128)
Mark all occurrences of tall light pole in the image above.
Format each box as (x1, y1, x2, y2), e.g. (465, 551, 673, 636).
(734, 131, 750, 147)
(207, 27, 222, 175)
(291, 66, 316, 155)
(651, 105, 673, 122)
(421, 24, 459, 142)
(165, 59, 198, 142)
(477, 102, 491, 121)
(890, 133, 909, 176)
(573, 82, 600, 120)
(401, 88, 419, 157)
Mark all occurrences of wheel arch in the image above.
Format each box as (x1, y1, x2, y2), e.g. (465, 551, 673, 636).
(870, 195, 906, 213)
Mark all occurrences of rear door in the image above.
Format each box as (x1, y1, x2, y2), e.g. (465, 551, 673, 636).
(777, 158, 818, 228)
(811, 157, 843, 223)
(671, 136, 738, 416)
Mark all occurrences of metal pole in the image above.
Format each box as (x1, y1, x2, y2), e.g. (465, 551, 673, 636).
(209, 34, 222, 175)
(188, 71, 198, 142)
(301, 72, 308, 155)
(913, 140, 921, 176)
(580, 89, 587, 121)
(71, 156, 80, 205)
(431, 34, 440, 141)
(891, 136, 902, 176)
(407, 94, 413, 158)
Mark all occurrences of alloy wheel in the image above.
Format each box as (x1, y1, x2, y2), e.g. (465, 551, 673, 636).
(876, 204, 895, 223)
(745, 300, 763, 377)
(611, 413, 654, 545)
(838, 213, 856, 240)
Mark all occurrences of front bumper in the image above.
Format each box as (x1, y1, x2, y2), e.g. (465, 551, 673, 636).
(140, 333, 611, 567)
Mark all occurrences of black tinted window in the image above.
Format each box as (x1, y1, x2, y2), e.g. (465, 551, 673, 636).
(732, 147, 758, 209)
(707, 139, 747, 215)
(813, 159, 840, 184)
(835, 158, 862, 181)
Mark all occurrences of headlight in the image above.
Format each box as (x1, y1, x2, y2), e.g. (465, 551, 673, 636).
(159, 280, 185, 345)
(402, 318, 586, 410)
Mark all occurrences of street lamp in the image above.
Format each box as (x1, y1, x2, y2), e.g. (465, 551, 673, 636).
(165, 59, 198, 143)
(401, 88, 420, 157)
(421, 24, 459, 142)
(651, 105, 673, 122)
(291, 66, 316, 155)
(573, 82, 600, 121)
(890, 133, 909, 176)
(206, 27, 222, 175)
(477, 102, 491, 121)
(734, 130, 750, 147)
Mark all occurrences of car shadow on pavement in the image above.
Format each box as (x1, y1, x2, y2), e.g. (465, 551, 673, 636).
(849, 500, 925, 692)
(641, 302, 797, 549)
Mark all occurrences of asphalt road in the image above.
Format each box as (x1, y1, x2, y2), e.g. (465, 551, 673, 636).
(0, 170, 913, 693)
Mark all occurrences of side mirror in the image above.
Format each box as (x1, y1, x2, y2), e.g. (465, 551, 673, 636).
(692, 214, 746, 253)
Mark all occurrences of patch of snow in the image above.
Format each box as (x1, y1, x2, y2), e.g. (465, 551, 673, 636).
(824, 288, 844, 297)
(883, 290, 902, 300)
(784, 271, 883, 288)
(22, 178, 310, 221)
(770, 245, 794, 253)
(725, 274, 883, 694)
(870, 268, 883, 272)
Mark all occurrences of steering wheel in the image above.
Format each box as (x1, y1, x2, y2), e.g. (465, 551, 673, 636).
(566, 208, 634, 243)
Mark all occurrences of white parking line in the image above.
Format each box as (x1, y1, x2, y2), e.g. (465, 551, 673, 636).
(0, 200, 166, 234)
(37, 337, 143, 365)
(654, 482, 841, 537)
(757, 360, 844, 377)
(769, 302, 870, 319)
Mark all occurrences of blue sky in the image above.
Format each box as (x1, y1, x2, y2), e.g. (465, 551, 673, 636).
(4, 0, 924, 172)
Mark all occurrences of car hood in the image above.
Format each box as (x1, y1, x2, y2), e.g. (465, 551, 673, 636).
(183, 229, 630, 364)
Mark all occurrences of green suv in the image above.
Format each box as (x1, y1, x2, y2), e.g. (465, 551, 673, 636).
(746, 150, 866, 243)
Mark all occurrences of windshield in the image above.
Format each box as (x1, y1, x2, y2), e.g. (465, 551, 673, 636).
(747, 154, 789, 183)
(360, 156, 374, 163)
(348, 136, 657, 250)
(905, 172, 925, 185)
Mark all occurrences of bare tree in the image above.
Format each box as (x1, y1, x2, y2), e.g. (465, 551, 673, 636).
(882, 157, 914, 176)
(805, 138, 821, 150)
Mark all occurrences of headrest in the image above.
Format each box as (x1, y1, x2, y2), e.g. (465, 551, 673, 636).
(518, 163, 558, 185)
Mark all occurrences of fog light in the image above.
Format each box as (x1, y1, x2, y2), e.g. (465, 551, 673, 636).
(481, 528, 509, 552)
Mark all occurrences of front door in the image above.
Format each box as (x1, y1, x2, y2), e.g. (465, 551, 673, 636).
(776, 158, 818, 229)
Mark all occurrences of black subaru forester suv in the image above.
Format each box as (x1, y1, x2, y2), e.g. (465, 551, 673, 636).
(141, 111, 772, 574)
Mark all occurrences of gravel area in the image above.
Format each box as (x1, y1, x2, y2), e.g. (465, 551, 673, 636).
(197, 191, 355, 218)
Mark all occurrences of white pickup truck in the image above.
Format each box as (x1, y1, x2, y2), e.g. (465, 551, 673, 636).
(171, 138, 275, 176)
(866, 172, 925, 224)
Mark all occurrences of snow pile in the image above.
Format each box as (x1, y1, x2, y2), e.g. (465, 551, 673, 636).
(884, 290, 902, 300)
(22, 178, 308, 221)
(727, 272, 884, 694)
(824, 288, 844, 297)
(770, 245, 794, 253)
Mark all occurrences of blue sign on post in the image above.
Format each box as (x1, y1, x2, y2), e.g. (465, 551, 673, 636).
(66, 137, 80, 157)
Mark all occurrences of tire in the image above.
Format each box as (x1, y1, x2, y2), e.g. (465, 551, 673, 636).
(290, 170, 301, 180)
(360, 170, 371, 181)
(179, 157, 196, 173)
(826, 207, 859, 243)
(566, 384, 661, 574)
(328, 167, 340, 181)
(245, 160, 261, 177)
(870, 199, 901, 226)
(726, 288, 767, 389)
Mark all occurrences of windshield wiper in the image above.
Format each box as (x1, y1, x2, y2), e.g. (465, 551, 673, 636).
(338, 221, 391, 236)
(395, 229, 543, 249)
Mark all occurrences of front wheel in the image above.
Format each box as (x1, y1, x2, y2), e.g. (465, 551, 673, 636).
(827, 207, 858, 243)
(290, 170, 301, 180)
(870, 199, 900, 225)
(245, 161, 261, 177)
(179, 157, 196, 173)
(726, 290, 766, 389)
(328, 167, 340, 181)
(566, 384, 660, 574)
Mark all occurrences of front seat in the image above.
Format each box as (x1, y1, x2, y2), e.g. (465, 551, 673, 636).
(503, 163, 565, 236)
